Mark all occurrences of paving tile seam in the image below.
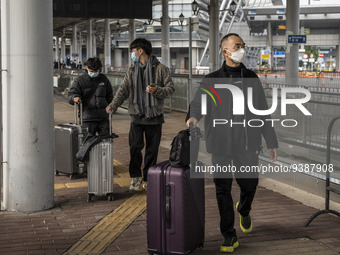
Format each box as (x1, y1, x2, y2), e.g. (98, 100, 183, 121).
(63, 191, 146, 255)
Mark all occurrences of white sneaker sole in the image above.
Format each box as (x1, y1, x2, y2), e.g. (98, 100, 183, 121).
(129, 185, 141, 191)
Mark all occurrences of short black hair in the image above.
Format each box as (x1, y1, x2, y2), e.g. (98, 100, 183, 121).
(220, 33, 241, 49)
(85, 57, 102, 70)
(130, 38, 152, 56)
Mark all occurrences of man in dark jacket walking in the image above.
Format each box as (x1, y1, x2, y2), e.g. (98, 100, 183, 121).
(187, 33, 278, 253)
(68, 57, 113, 136)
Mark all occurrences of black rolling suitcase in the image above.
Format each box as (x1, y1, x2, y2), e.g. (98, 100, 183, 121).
(54, 103, 87, 179)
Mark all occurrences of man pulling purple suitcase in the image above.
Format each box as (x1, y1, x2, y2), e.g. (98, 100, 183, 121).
(186, 33, 278, 253)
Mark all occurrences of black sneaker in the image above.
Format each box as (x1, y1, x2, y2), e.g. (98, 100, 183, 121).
(220, 235, 239, 253)
(236, 201, 253, 233)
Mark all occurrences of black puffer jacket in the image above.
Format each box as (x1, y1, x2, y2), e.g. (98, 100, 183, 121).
(68, 73, 113, 122)
(187, 63, 278, 156)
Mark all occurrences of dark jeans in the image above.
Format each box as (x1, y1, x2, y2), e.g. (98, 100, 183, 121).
(212, 150, 259, 238)
(129, 122, 162, 182)
(82, 119, 110, 136)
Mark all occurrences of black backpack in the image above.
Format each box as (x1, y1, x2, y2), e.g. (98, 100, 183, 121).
(169, 126, 201, 168)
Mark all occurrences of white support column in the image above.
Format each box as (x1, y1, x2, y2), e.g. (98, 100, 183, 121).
(128, 19, 135, 67)
(300, 26, 305, 51)
(93, 30, 97, 57)
(161, 0, 170, 67)
(104, 19, 111, 73)
(72, 24, 78, 62)
(55, 36, 60, 69)
(285, 0, 300, 85)
(54, 38, 58, 61)
(69, 40, 73, 62)
(78, 32, 82, 64)
(337, 46, 340, 72)
(114, 49, 123, 69)
(61, 36, 66, 63)
(1, 0, 54, 212)
(267, 22, 273, 69)
(337, 30, 340, 72)
(87, 19, 93, 59)
(209, 0, 219, 72)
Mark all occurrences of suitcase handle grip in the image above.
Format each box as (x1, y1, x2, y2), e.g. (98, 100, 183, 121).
(166, 197, 171, 229)
(74, 101, 83, 126)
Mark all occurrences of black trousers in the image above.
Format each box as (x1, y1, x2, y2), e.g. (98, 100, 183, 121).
(129, 122, 162, 182)
(212, 150, 259, 238)
(82, 119, 110, 136)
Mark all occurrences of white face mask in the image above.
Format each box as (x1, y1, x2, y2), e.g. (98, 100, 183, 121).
(227, 48, 245, 63)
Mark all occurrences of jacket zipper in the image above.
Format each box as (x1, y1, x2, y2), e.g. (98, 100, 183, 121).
(241, 69, 249, 151)
(228, 75, 233, 155)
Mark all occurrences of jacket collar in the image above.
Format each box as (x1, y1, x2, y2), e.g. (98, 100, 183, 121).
(215, 62, 247, 77)
(83, 72, 101, 81)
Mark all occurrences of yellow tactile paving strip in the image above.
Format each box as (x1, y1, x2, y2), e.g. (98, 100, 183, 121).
(64, 192, 146, 255)
(55, 182, 89, 189)
(54, 160, 129, 190)
(62, 160, 147, 255)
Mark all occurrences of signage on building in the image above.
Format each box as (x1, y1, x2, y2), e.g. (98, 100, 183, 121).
(261, 50, 271, 59)
(288, 35, 307, 44)
(273, 51, 285, 58)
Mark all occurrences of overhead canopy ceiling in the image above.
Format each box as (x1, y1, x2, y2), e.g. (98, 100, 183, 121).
(53, 18, 147, 37)
(53, 0, 154, 37)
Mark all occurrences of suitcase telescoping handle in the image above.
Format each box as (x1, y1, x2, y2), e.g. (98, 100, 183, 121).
(74, 101, 83, 126)
(109, 109, 113, 135)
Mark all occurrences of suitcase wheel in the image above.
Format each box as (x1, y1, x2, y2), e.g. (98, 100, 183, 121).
(108, 194, 114, 202)
(70, 174, 75, 180)
(148, 252, 154, 255)
(55, 170, 59, 176)
(87, 194, 93, 202)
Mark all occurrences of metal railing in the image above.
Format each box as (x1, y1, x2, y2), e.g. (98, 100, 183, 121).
(54, 72, 340, 181)
(55, 71, 204, 113)
(264, 83, 340, 182)
(304, 117, 340, 227)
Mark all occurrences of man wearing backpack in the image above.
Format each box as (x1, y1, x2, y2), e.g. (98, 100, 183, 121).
(186, 33, 278, 253)
(106, 38, 175, 191)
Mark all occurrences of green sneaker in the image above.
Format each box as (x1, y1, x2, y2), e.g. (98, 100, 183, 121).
(236, 201, 253, 233)
(220, 235, 239, 253)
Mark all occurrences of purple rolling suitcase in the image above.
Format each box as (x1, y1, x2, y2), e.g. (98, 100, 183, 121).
(147, 160, 205, 255)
